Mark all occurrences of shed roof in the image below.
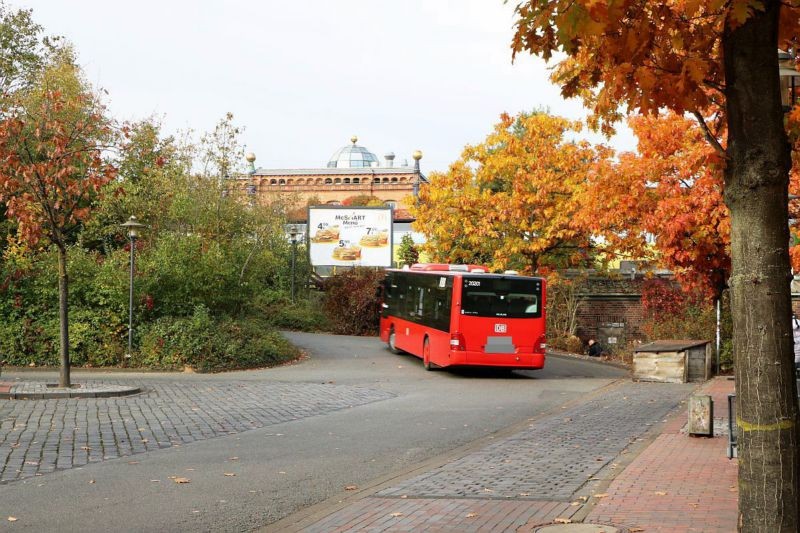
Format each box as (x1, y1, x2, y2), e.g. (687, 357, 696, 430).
(634, 340, 710, 353)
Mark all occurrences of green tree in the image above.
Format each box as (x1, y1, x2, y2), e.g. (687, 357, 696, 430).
(397, 234, 419, 267)
(0, 1, 61, 98)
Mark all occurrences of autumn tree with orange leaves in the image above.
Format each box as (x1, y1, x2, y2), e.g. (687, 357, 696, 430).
(0, 57, 116, 387)
(413, 111, 604, 274)
(579, 113, 731, 299)
(512, 1, 800, 528)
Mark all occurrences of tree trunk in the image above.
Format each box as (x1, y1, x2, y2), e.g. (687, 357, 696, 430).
(57, 244, 70, 388)
(723, 2, 800, 530)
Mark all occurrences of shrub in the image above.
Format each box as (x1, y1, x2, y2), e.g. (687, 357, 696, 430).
(547, 334, 583, 354)
(641, 303, 716, 341)
(137, 306, 300, 372)
(263, 301, 328, 331)
(323, 267, 384, 335)
(546, 272, 585, 340)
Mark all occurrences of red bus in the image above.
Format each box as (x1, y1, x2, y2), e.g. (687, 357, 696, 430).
(378, 263, 546, 370)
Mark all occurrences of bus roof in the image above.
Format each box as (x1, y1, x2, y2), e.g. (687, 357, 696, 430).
(409, 263, 488, 272)
(387, 264, 544, 281)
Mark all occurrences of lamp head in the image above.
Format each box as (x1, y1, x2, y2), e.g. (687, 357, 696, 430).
(121, 215, 146, 239)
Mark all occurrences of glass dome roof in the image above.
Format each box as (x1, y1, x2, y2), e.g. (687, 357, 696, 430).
(327, 136, 380, 168)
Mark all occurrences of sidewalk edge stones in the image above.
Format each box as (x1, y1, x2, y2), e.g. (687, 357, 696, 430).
(0, 385, 142, 400)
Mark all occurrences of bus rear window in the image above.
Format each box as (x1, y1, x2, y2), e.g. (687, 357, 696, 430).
(461, 277, 541, 318)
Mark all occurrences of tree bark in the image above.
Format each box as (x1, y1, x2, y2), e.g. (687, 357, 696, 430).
(723, 2, 800, 530)
(57, 244, 70, 388)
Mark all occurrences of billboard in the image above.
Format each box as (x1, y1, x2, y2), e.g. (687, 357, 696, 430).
(308, 206, 393, 267)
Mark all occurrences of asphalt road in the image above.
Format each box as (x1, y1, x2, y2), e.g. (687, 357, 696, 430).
(0, 332, 626, 532)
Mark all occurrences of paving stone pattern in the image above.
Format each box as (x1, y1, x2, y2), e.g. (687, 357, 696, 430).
(0, 378, 394, 483)
(377, 382, 694, 501)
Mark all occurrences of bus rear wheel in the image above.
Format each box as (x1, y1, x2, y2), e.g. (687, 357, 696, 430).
(423, 337, 434, 371)
(388, 328, 401, 354)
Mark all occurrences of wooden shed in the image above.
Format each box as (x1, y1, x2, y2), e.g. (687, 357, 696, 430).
(633, 340, 713, 383)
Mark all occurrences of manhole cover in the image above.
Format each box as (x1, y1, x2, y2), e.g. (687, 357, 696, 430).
(535, 524, 622, 533)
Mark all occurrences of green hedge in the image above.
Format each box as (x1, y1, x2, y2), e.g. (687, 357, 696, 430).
(136, 306, 300, 372)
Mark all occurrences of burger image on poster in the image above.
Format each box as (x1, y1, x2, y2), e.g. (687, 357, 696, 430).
(311, 225, 340, 243)
(332, 244, 362, 261)
(359, 230, 389, 248)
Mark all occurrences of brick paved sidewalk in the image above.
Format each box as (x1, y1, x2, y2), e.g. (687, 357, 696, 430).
(273, 380, 716, 532)
(586, 377, 737, 533)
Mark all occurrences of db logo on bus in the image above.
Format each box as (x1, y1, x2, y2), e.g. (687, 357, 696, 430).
(494, 324, 507, 333)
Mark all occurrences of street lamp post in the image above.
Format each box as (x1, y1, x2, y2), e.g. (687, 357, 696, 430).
(121, 216, 146, 360)
(779, 50, 800, 112)
(289, 225, 299, 304)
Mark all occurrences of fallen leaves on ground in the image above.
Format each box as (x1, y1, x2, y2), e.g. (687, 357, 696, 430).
(554, 517, 572, 524)
(173, 477, 191, 484)
(224, 473, 236, 477)
(7, 517, 18, 522)
(466, 513, 478, 518)
(593, 493, 609, 498)
(344, 485, 358, 491)
(88, 479, 95, 484)
(655, 491, 667, 496)
(389, 512, 403, 517)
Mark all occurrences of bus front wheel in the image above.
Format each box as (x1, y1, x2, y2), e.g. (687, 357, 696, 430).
(388, 327, 402, 354)
(423, 337, 434, 371)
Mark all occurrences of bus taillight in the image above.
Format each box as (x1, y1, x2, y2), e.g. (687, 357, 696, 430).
(536, 334, 547, 351)
(450, 332, 466, 351)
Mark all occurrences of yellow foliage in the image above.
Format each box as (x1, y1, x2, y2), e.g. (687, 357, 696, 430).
(412, 111, 602, 273)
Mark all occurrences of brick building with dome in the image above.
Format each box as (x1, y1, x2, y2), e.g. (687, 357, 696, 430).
(240, 135, 427, 221)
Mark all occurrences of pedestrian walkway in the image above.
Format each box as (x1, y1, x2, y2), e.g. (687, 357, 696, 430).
(586, 377, 737, 532)
(274, 378, 736, 532)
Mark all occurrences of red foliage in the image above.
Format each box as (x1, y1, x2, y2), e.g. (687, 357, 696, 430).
(0, 89, 116, 249)
(641, 278, 691, 318)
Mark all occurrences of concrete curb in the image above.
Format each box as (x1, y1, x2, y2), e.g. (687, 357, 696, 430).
(547, 350, 632, 371)
(0, 381, 142, 400)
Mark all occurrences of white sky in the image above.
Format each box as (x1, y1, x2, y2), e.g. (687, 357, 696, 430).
(12, 0, 636, 173)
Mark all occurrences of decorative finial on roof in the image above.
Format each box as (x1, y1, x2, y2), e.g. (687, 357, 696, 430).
(412, 150, 422, 161)
(351, 135, 358, 145)
(245, 152, 256, 175)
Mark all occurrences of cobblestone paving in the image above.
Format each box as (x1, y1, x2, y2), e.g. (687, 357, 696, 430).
(377, 382, 694, 501)
(0, 378, 395, 483)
